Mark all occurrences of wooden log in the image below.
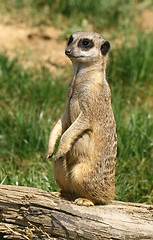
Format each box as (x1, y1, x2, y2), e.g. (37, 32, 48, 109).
(0, 185, 153, 240)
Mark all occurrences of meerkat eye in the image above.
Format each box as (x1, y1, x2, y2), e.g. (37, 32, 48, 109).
(67, 35, 73, 46)
(82, 39, 90, 46)
(78, 38, 94, 49)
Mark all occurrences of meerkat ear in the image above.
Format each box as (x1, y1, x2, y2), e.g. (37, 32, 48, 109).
(101, 41, 110, 56)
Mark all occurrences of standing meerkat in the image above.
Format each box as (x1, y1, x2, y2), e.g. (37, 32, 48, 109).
(46, 31, 117, 206)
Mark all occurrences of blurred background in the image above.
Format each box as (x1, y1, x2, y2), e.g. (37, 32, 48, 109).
(0, 0, 153, 204)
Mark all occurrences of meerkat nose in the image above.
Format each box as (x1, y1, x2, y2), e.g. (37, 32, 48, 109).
(65, 49, 72, 56)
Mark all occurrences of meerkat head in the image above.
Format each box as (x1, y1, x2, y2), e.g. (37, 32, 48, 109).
(65, 31, 110, 64)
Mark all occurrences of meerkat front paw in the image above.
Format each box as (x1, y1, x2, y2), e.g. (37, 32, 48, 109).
(54, 149, 65, 161)
(74, 198, 94, 207)
(46, 150, 54, 161)
(55, 143, 70, 160)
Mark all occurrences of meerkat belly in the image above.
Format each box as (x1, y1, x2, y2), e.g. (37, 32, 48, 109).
(70, 133, 92, 160)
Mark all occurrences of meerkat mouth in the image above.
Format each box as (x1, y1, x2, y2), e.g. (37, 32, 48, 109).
(70, 55, 84, 59)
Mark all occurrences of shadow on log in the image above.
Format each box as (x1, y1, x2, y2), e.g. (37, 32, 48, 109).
(0, 185, 153, 239)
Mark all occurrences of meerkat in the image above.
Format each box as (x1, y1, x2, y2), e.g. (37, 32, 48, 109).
(46, 31, 117, 206)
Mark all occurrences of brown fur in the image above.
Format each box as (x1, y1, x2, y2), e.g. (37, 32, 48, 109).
(46, 31, 117, 206)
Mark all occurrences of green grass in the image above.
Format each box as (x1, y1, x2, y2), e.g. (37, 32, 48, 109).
(0, 31, 153, 204)
(0, 56, 67, 192)
(0, 0, 153, 204)
(1, 0, 152, 32)
(108, 32, 153, 203)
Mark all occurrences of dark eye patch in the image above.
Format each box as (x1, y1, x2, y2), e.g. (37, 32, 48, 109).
(67, 35, 73, 46)
(78, 38, 94, 50)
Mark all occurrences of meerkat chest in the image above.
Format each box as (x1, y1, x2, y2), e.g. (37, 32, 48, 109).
(69, 90, 80, 122)
(67, 81, 81, 123)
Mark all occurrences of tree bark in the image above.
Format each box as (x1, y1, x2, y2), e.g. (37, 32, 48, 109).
(0, 185, 153, 240)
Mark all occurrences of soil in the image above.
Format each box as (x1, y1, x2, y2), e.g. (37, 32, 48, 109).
(0, 17, 70, 73)
(0, 8, 153, 73)
(135, 8, 153, 31)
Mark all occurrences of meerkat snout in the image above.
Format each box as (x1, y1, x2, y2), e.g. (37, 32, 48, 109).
(65, 49, 72, 56)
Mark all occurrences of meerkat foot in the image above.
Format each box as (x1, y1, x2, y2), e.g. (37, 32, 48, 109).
(51, 192, 61, 197)
(74, 198, 94, 206)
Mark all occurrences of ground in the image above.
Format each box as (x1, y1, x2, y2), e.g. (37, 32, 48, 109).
(0, 15, 69, 73)
(0, 8, 153, 73)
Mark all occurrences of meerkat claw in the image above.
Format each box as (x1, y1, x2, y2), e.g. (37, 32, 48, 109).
(45, 153, 54, 161)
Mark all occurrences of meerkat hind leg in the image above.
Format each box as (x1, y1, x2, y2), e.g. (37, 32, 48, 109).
(71, 162, 96, 206)
(53, 157, 76, 201)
